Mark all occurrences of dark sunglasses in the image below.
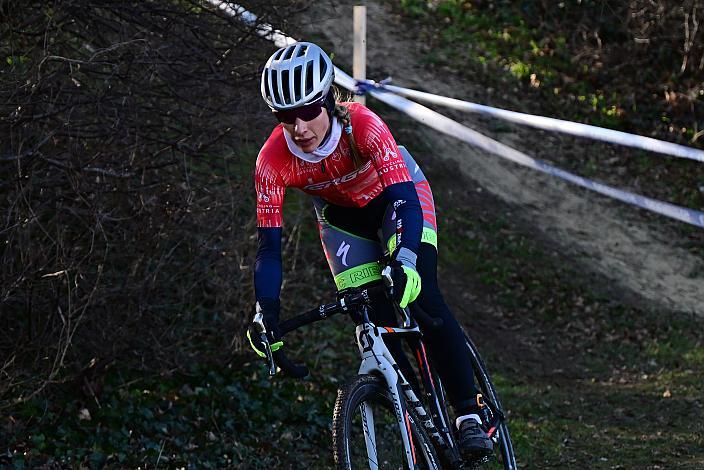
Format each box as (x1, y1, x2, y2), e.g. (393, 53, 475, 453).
(273, 102, 324, 124)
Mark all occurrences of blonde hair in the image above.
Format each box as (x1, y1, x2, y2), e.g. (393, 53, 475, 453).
(331, 86, 363, 168)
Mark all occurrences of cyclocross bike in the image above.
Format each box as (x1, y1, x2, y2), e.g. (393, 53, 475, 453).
(252, 271, 517, 469)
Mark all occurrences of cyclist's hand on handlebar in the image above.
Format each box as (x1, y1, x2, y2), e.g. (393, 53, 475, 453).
(246, 298, 283, 358)
(384, 247, 422, 309)
(246, 299, 309, 379)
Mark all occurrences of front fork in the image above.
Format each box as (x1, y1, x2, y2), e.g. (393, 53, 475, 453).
(356, 323, 446, 469)
(356, 323, 418, 469)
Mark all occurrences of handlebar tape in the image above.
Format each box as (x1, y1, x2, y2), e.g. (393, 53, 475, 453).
(273, 350, 309, 379)
(279, 306, 330, 336)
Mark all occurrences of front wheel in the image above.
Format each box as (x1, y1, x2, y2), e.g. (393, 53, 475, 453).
(464, 333, 518, 470)
(332, 374, 440, 469)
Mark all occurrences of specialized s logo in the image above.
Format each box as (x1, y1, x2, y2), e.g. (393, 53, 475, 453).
(303, 160, 373, 190)
(336, 240, 351, 267)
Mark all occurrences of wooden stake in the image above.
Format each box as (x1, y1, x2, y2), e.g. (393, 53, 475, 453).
(353, 6, 366, 105)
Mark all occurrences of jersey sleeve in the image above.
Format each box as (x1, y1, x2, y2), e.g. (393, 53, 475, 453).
(255, 152, 286, 228)
(254, 227, 283, 302)
(353, 106, 412, 188)
(383, 181, 422, 259)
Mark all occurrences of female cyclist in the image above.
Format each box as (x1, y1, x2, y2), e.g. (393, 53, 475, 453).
(249, 41, 492, 460)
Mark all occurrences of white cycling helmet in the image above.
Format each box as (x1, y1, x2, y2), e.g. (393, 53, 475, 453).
(261, 42, 334, 111)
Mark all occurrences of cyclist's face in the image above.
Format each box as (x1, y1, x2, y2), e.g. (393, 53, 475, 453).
(282, 107, 330, 153)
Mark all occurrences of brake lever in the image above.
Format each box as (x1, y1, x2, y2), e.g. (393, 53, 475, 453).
(381, 266, 393, 288)
(253, 311, 277, 376)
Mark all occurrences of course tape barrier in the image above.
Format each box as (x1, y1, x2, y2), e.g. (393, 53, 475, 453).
(371, 82, 704, 164)
(207, 1, 296, 48)
(208, 1, 704, 229)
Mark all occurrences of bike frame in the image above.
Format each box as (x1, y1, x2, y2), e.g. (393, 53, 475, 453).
(268, 283, 511, 468)
(353, 312, 457, 469)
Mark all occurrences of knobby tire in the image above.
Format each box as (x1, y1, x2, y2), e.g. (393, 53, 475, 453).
(332, 374, 440, 469)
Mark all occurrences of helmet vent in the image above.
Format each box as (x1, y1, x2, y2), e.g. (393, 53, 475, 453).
(280, 69, 291, 104)
(305, 61, 314, 96)
(270, 70, 282, 105)
(297, 45, 308, 57)
(293, 65, 303, 102)
(282, 45, 295, 61)
(263, 70, 271, 99)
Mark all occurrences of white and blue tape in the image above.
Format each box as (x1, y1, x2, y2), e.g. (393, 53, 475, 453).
(379, 83, 704, 164)
(207, 1, 296, 48)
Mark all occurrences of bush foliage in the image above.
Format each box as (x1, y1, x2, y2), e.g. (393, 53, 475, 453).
(0, 0, 300, 408)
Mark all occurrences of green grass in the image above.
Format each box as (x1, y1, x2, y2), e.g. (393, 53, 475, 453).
(398, 0, 627, 126)
(502, 376, 704, 468)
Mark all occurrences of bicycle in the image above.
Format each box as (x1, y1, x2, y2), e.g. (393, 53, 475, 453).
(251, 272, 517, 469)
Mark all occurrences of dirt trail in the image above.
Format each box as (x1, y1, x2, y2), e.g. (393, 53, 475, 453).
(303, 1, 703, 315)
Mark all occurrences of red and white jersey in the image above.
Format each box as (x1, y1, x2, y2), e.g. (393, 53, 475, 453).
(255, 102, 411, 228)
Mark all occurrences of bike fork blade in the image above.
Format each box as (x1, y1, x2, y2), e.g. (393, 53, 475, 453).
(360, 402, 379, 470)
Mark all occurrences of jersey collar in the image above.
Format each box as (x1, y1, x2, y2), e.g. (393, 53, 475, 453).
(283, 117, 342, 163)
